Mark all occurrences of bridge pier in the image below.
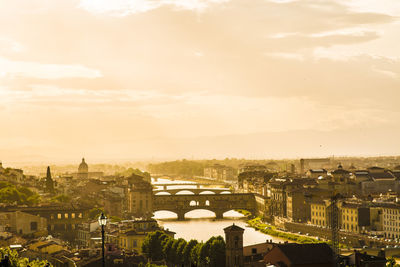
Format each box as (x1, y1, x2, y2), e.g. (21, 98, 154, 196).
(215, 211, 224, 219)
(196, 184, 201, 189)
(177, 212, 185, 221)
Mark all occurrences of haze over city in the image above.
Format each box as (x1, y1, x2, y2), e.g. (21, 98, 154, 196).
(1, 0, 400, 163)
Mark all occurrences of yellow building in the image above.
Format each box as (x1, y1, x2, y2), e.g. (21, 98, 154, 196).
(310, 200, 329, 227)
(127, 175, 153, 218)
(116, 219, 173, 253)
(381, 203, 400, 239)
(118, 230, 146, 253)
(340, 202, 360, 233)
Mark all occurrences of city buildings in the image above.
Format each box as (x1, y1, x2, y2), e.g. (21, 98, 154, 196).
(204, 164, 236, 181)
(127, 174, 153, 218)
(0, 211, 47, 235)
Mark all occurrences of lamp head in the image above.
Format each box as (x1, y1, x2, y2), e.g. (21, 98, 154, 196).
(98, 212, 107, 226)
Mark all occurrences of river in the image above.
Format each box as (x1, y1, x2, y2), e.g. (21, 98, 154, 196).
(152, 178, 287, 246)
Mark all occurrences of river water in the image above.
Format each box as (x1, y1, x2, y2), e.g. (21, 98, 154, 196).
(152, 178, 287, 246)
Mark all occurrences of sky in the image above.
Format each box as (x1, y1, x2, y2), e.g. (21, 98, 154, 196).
(1, 0, 400, 164)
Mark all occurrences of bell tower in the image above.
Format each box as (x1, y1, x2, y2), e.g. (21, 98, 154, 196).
(224, 223, 244, 267)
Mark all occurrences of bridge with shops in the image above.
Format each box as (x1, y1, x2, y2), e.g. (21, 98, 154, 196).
(153, 187, 232, 195)
(153, 193, 256, 220)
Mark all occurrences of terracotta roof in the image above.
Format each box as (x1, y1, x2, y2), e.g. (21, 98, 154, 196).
(224, 224, 244, 232)
(369, 171, 395, 180)
(270, 243, 333, 265)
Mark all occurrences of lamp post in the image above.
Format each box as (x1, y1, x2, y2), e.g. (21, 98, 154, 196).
(98, 212, 107, 267)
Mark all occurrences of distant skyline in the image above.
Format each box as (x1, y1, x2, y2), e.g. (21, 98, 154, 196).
(1, 0, 400, 164)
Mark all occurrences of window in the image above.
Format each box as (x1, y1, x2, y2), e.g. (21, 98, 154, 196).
(234, 236, 239, 248)
(71, 213, 75, 219)
(252, 248, 257, 254)
(65, 213, 69, 219)
(58, 213, 62, 219)
(30, 222, 38, 231)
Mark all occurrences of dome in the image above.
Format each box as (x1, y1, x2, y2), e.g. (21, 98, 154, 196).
(78, 158, 88, 173)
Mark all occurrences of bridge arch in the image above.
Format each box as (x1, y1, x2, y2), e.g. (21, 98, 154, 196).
(153, 210, 178, 219)
(153, 188, 232, 195)
(153, 193, 256, 220)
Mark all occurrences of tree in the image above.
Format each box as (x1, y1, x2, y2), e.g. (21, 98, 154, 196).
(386, 257, 400, 267)
(190, 243, 203, 267)
(0, 183, 40, 206)
(174, 238, 187, 266)
(141, 231, 170, 261)
(208, 236, 226, 267)
(0, 247, 50, 266)
(88, 207, 104, 219)
(182, 240, 198, 267)
(162, 238, 174, 263)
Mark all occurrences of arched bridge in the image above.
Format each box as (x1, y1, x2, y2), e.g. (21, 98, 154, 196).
(153, 188, 232, 195)
(153, 182, 227, 189)
(153, 193, 256, 220)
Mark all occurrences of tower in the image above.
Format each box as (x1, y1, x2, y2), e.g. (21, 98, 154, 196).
(224, 224, 244, 267)
(127, 174, 153, 219)
(77, 158, 89, 179)
(46, 166, 54, 193)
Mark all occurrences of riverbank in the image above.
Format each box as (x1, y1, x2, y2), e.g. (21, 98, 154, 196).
(234, 210, 320, 244)
(246, 217, 320, 244)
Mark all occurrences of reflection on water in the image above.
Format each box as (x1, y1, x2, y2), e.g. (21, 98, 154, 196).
(154, 210, 287, 246)
(152, 178, 288, 246)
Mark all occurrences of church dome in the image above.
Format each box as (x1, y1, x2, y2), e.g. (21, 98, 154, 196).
(78, 158, 88, 173)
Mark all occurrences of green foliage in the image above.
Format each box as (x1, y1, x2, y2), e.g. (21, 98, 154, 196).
(141, 231, 171, 261)
(109, 216, 123, 222)
(88, 207, 104, 220)
(0, 182, 40, 205)
(247, 217, 320, 244)
(386, 257, 400, 267)
(118, 168, 151, 180)
(0, 247, 51, 266)
(148, 160, 207, 177)
(183, 239, 198, 266)
(162, 238, 174, 263)
(208, 236, 226, 267)
(190, 243, 203, 267)
(143, 231, 225, 267)
(147, 158, 289, 177)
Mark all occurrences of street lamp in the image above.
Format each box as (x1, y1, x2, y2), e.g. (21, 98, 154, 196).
(98, 212, 107, 267)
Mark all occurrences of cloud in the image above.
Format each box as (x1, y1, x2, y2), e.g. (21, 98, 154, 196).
(0, 57, 101, 79)
(0, 0, 399, 161)
(78, 0, 230, 15)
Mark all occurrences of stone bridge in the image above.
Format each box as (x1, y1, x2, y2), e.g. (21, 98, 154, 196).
(153, 182, 227, 189)
(153, 193, 256, 220)
(153, 187, 232, 195)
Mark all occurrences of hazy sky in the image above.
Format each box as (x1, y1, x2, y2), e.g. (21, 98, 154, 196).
(1, 0, 400, 164)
